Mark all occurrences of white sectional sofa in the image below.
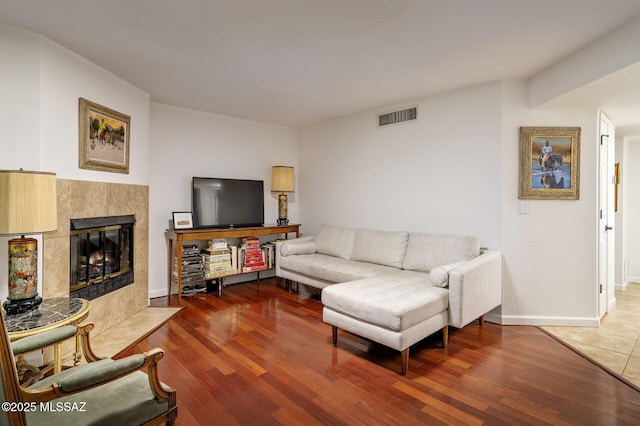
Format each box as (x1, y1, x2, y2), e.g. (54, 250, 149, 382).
(276, 224, 502, 375)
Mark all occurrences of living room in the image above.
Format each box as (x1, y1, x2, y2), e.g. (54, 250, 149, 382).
(4, 19, 640, 326)
(2, 1, 640, 423)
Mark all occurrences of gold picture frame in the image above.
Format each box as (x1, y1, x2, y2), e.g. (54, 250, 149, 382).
(519, 126, 580, 200)
(78, 98, 130, 173)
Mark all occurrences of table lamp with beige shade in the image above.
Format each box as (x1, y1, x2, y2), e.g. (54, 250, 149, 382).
(0, 170, 57, 315)
(271, 166, 294, 226)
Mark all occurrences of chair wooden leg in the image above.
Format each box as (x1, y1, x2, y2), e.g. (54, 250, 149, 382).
(442, 325, 449, 348)
(479, 315, 485, 326)
(331, 326, 338, 346)
(401, 348, 409, 376)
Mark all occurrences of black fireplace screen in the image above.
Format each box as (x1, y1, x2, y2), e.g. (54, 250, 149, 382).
(70, 215, 134, 299)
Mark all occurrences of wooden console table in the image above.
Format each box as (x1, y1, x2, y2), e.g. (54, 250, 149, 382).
(166, 224, 300, 302)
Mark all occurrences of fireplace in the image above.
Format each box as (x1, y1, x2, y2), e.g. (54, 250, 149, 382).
(70, 215, 135, 300)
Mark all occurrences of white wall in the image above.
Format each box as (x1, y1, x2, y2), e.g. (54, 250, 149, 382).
(299, 80, 600, 326)
(0, 26, 151, 302)
(501, 80, 599, 325)
(615, 137, 625, 287)
(148, 103, 298, 298)
(624, 137, 640, 283)
(529, 15, 640, 108)
(0, 26, 42, 169)
(39, 38, 151, 184)
(298, 82, 503, 249)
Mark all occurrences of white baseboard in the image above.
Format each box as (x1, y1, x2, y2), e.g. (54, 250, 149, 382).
(148, 288, 168, 299)
(627, 276, 640, 285)
(616, 281, 629, 291)
(496, 314, 600, 327)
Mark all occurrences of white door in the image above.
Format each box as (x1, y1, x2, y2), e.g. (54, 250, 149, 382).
(598, 112, 616, 317)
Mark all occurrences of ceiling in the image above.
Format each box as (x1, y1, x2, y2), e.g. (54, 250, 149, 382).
(2, 0, 640, 132)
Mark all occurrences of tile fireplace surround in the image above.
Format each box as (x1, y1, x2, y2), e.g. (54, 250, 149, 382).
(43, 179, 149, 336)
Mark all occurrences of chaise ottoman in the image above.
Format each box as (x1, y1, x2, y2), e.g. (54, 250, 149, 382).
(321, 273, 449, 375)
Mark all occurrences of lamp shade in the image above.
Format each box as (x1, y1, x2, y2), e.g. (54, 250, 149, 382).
(271, 166, 294, 193)
(0, 170, 57, 235)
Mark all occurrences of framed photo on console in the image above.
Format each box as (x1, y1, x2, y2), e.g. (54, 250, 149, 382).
(172, 212, 194, 230)
(519, 126, 580, 200)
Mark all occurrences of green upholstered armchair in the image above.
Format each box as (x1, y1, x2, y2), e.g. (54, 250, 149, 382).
(0, 312, 177, 425)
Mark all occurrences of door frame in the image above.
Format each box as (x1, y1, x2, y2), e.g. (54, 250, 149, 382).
(598, 111, 616, 318)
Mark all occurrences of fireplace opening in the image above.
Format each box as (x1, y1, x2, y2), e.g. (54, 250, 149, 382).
(70, 215, 134, 300)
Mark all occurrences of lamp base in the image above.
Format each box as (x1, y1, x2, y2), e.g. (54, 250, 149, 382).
(277, 193, 289, 226)
(3, 296, 42, 315)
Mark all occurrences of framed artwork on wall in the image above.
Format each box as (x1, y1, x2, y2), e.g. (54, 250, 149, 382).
(518, 126, 581, 200)
(615, 162, 621, 212)
(78, 98, 131, 174)
(172, 212, 194, 230)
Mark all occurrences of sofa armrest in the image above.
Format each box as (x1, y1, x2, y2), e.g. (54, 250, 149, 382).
(447, 250, 502, 328)
(280, 239, 317, 257)
(275, 236, 316, 276)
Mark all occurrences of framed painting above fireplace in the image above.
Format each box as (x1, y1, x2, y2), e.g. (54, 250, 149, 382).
(78, 98, 130, 174)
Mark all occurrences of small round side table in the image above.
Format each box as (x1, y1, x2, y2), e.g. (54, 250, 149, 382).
(6, 297, 90, 380)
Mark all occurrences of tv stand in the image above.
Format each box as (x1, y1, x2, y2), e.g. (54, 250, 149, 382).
(165, 224, 300, 302)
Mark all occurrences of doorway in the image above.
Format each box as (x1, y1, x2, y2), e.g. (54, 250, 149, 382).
(598, 111, 616, 318)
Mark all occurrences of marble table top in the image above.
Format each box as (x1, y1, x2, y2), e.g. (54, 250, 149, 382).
(6, 297, 89, 338)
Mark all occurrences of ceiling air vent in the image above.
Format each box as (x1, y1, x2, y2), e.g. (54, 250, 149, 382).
(378, 106, 417, 127)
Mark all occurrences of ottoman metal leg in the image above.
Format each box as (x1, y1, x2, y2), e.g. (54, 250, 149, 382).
(332, 326, 338, 346)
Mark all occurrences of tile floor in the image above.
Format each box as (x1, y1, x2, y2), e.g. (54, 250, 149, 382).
(542, 283, 640, 388)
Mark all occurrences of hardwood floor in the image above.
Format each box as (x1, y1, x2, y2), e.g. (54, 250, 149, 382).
(122, 279, 640, 425)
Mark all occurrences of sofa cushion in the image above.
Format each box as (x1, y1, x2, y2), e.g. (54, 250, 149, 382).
(278, 253, 397, 283)
(314, 224, 356, 260)
(321, 276, 449, 332)
(402, 233, 480, 272)
(351, 228, 409, 268)
(384, 269, 431, 283)
(429, 261, 466, 288)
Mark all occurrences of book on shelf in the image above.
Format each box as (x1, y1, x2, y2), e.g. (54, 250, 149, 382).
(240, 236, 267, 273)
(261, 242, 276, 269)
(202, 244, 239, 279)
(174, 244, 205, 282)
(208, 238, 228, 250)
(180, 282, 207, 296)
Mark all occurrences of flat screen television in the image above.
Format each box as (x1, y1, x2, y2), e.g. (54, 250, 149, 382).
(192, 177, 265, 228)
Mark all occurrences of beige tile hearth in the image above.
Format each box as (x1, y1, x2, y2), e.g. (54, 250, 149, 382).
(90, 306, 181, 358)
(61, 306, 181, 363)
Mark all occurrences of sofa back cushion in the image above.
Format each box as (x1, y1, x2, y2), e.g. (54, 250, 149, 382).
(351, 228, 409, 268)
(314, 224, 356, 260)
(402, 232, 480, 272)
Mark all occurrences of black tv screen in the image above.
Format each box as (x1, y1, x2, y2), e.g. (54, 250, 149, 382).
(192, 177, 265, 228)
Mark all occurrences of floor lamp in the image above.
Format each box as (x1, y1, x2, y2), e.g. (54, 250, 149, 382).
(0, 170, 57, 315)
(271, 166, 294, 226)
